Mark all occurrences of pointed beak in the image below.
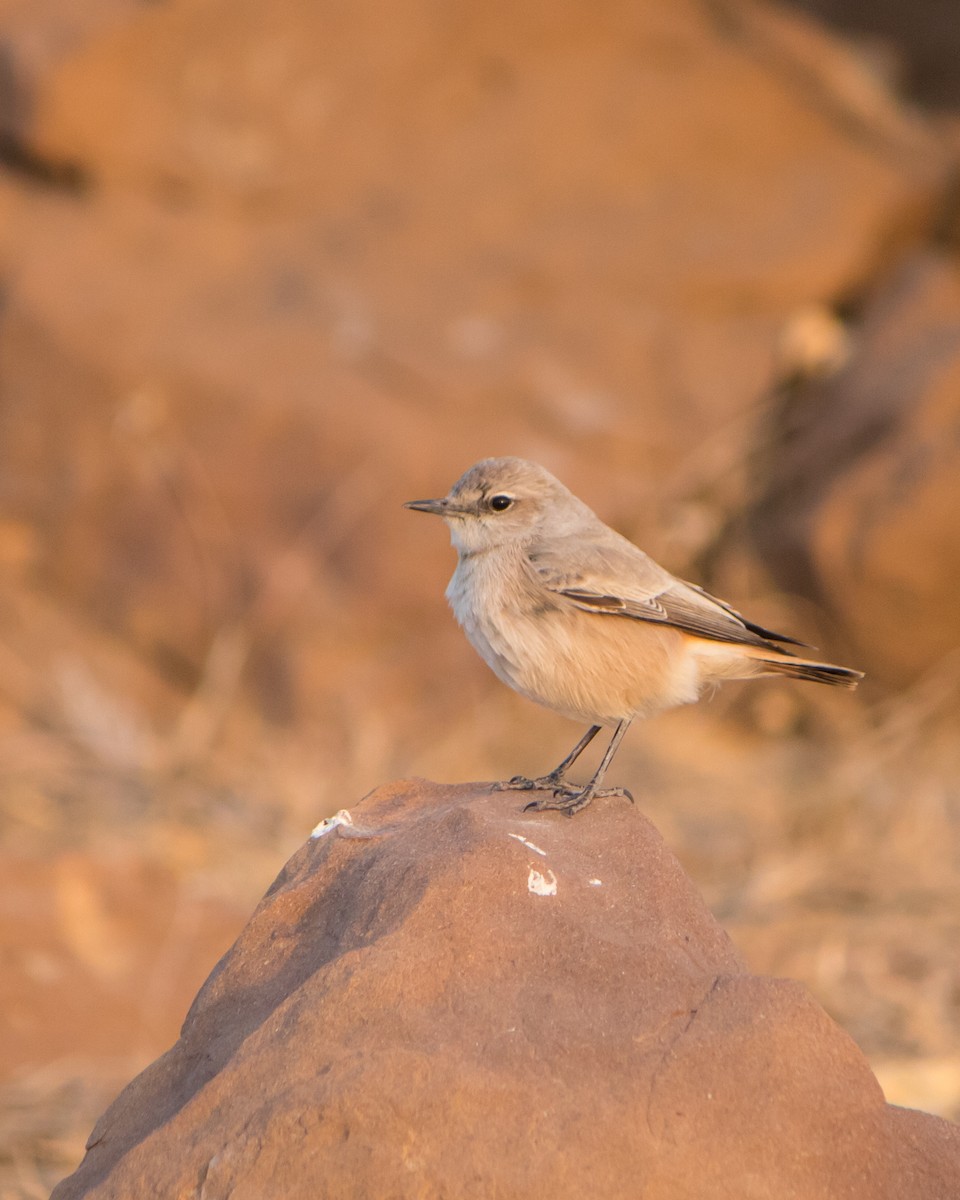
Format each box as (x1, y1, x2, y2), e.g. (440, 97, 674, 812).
(404, 497, 464, 517)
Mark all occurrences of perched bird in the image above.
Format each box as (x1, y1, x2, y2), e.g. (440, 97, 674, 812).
(406, 457, 862, 815)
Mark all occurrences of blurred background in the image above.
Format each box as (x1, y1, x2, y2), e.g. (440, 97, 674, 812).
(1, 0, 960, 1193)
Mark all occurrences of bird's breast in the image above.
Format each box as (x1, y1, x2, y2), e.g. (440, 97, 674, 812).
(446, 552, 532, 689)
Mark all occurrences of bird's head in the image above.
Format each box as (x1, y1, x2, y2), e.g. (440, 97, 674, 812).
(405, 457, 593, 556)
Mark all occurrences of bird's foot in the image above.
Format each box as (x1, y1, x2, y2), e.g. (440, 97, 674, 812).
(522, 784, 634, 817)
(494, 771, 569, 794)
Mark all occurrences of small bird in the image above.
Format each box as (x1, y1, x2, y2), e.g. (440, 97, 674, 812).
(406, 457, 862, 815)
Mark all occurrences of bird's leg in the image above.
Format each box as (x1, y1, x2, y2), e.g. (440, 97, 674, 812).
(524, 720, 633, 816)
(495, 725, 603, 793)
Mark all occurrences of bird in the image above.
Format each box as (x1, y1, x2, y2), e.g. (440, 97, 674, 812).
(405, 457, 863, 815)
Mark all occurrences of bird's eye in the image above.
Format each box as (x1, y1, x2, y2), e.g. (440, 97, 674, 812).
(489, 494, 513, 512)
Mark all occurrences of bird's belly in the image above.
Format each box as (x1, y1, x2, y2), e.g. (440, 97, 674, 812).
(501, 610, 700, 723)
(449, 562, 700, 724)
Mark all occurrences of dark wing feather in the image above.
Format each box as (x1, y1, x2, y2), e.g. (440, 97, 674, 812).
(685, 584, 809, 648)
(527, 536, 804, 654)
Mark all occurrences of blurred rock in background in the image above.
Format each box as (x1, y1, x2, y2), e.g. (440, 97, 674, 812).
(748, 251, 960, 687)
(0, 0, 959, 1193)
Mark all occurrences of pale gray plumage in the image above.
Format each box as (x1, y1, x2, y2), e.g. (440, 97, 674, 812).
(406, 457, 862, 815)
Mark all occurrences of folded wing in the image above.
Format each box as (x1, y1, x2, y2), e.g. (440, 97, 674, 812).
(526, 534, 806, 655)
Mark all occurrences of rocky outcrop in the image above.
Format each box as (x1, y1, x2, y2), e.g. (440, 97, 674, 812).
(748, 252, 960, 686)
(53, 780, 960, 1199)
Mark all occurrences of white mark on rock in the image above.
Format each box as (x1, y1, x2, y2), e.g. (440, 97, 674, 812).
(310, 809, 354, 838)
(508, 832, 547, 857)
(588, 878, 602, 887)
(528, 867, 558, 896)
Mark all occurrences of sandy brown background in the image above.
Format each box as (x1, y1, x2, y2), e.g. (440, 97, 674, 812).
(1, 0, 960, 1194)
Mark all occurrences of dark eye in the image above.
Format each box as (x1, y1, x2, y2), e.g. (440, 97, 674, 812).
(489, 494, 513, 512)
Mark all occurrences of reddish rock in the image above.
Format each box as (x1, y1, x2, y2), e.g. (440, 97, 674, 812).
(53, 781, 960, 1199)
(748, 252, 960, 686)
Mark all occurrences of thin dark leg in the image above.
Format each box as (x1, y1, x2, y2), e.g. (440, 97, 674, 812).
(545, 724, 604, 779)
(585, 719, 630, 792)
(494, 725, 603, 793)
(524, 719, 634, 816)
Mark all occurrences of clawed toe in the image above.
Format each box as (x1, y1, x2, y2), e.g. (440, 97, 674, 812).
(593, 786, 634, 804)
(521, 783, 633, 817)
(494, 775, 537, 792)
(521, 785, 577, 811)
(523, 788, 592, 816)
(496, 773, 566, 793)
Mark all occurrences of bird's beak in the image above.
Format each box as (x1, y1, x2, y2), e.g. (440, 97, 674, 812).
(404, 497, 464, 517)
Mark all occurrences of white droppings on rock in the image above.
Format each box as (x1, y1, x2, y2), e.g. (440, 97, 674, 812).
(310, 810, 354, 839)
(508, 832, 547, 857)
(528, 868, 558, 896)
(588, 878, 602, 887)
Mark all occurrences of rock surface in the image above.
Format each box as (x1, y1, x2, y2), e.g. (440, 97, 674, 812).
(53, 780, 960, 1199)
(748, 251, 960, 686)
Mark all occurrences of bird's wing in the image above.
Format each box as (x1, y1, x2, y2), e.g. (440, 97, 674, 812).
(526, 533, 805, 652)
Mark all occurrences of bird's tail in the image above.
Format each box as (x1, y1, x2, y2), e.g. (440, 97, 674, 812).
(756, 655, 863, 690)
